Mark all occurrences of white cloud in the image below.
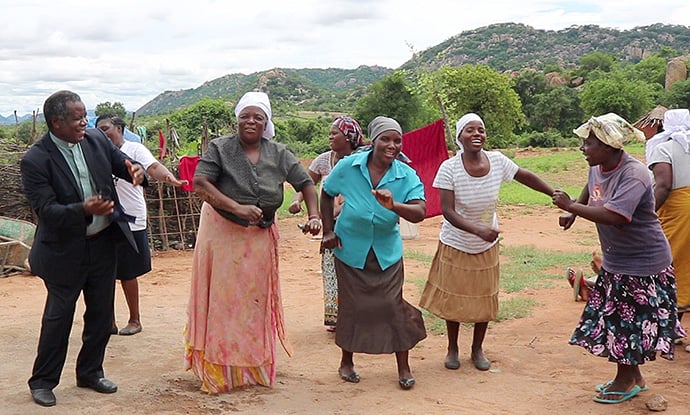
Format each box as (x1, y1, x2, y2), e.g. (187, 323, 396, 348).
(1, 0, 688, 116)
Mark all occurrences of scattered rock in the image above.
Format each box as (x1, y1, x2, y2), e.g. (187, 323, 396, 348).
(665, 58, 688, 91)
(645, 394, 668, 412)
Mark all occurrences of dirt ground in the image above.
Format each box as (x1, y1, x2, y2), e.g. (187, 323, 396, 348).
(1, 206, 689, 415)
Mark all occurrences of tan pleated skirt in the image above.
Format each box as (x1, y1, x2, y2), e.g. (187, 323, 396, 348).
(419, 242, 499, 323)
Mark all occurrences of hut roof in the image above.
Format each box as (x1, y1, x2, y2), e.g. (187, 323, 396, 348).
(634, 105, 667, 128)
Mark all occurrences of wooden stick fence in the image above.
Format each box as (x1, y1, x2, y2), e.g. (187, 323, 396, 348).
(145, 181, 201, 251)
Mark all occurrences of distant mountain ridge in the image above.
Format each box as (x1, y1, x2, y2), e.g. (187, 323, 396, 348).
(400, 22, 690, 72)
(135, 65, 392, 116)
(136, 23, 690, 117)
(7, 22, 690, 123)
(0, 113, 34, 125)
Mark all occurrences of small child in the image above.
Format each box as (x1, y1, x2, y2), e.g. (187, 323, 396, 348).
(566, 251, 602, 302)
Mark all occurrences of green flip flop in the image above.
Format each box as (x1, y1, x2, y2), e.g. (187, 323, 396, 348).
(595, 380, 648, 393)
(593, 385, 642, 404)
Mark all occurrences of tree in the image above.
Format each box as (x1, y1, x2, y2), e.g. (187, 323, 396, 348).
(420, 65, 525, 148)
(530, 86, 584, 136)
(656, 46, 679, 59)
(95, 101, 127, 119)
(512, 70, 548, 109)
(580, 74, 657, 122)
(273, 117, 330, 157)
(353, 71, 434, 134)
(511, 70, 549, 133)
(169, 98, 234, 143)
(577, 52, 617, 79)
(622, 56, 666, 87)
(664, 78, 690, 109)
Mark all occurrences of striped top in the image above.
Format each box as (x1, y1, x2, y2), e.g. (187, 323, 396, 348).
(433, 151, 519, 254)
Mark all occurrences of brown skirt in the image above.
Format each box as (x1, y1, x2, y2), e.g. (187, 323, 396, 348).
(419, 242, 499, 323)
(334, 250, 427, 354)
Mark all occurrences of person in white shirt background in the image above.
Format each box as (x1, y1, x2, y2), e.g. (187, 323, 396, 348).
(96, 114, 187, 335)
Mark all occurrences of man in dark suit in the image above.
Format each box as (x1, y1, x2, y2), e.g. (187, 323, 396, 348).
(20, 90, 147, 407)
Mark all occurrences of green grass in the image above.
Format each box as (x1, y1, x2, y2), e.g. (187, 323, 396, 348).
(404, 245, 592, 335)
(500, 148, 585, 206)
(404, 250, 434, 265)
(498, 142, 645, 207)
(496, 297, 540, 321)
(500, 245, 590, 292)
(278, 187, 297, 219)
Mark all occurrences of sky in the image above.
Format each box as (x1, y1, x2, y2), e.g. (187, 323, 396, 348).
(1, 0, 690, 117)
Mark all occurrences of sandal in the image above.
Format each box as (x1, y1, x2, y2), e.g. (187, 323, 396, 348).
(118, 322, 142, 336)
(339, 369, 360, 383)
(566, 268, 580, 301)
(595, 380, 648, 393)
(593, 385, 642, 404)
(398, 377, 415, 390)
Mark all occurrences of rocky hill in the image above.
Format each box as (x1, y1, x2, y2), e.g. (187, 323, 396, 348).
(400, 22, 690, 72)
(137, 23, 690, 116)
(136, 66, 392, 116)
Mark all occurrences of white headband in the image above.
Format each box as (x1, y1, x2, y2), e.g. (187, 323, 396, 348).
(234, 91, 275, 139)
(455, 113, 484, 149)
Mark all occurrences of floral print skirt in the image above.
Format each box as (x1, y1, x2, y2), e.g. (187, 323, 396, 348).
(570, 265, 687, 365)
(322, 249, 338, 328)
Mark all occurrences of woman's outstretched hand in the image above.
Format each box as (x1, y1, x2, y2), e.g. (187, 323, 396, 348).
(553, 189, 576, 230)
(302, 217, 322, 235)
(552, 189, 572, 210)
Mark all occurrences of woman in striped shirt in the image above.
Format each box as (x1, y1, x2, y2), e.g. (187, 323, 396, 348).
(420, 113, 554, 372)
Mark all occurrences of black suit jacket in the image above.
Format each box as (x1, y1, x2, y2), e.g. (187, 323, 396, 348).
(20, 128, 144, 284)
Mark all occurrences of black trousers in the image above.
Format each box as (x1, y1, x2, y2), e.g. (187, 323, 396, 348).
(28, 226, 117, 390)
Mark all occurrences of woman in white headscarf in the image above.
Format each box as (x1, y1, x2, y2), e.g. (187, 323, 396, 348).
(646, 109, 690, 342)
(184, 91, 321, 393)
(420, 113, 554, 372)
(553, 113, 686, 404)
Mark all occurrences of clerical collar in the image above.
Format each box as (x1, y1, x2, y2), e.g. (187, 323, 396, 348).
(49, 131, 77, 148)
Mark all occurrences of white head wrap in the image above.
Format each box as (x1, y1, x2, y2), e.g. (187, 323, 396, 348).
(455, 113, 484, 149)
(645, 109, 690, 162)
(234, 91, 275, 139)
(573, 113, 644, 149)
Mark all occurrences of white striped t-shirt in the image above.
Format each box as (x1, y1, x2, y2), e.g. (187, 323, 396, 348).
(434, 151, 519, 254)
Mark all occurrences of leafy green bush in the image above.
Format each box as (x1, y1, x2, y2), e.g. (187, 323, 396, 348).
(515, 131, 579, 148)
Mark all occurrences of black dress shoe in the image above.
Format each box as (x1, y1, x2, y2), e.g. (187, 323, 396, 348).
(77, 377, 118, 393)
(31, 388, 56, 406)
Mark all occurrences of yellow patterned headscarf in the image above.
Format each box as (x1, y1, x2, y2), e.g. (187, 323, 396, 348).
(573, 113, 645, 149)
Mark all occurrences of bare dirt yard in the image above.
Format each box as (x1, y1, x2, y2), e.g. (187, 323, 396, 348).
(1, 207, 689, 414)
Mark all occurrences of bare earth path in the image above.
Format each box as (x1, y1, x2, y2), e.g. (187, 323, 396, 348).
(1, 207, 689, 414)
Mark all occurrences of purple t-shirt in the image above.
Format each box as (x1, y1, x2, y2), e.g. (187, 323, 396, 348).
(588, 152, 671, 275)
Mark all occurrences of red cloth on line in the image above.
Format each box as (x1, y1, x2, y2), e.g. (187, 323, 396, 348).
(158, 129, 168, 160)
(402, 119, 448, 218)
(178, 155, 200, 192)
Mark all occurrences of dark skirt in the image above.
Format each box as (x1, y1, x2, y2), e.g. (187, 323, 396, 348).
(116, 229, 152, 280)
(334, 249, 426, 354)
(569, 265, 687, 365)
